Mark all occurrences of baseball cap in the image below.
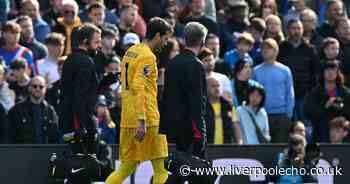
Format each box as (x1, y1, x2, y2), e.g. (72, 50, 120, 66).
(122, 32, 140, 46)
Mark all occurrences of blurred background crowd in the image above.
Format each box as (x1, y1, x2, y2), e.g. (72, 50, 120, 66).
(0, 0, 350, 146)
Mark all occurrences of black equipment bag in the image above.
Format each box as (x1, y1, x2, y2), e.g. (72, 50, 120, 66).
(165, 151, 218, 184)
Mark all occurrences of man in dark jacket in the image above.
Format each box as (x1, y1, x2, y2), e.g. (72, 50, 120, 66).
(205, 77, 235, 144)
(278, 19, 319, 122)
(160, 22, 208, 159)
(7, 76, 59, 144)
(59, 23, 102, 155)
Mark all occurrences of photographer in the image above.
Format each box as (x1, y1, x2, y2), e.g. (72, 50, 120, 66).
(273, 134, 319, 184)
(305, 60, 350, 143)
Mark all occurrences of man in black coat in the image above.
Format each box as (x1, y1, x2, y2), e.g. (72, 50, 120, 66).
(160, 22, 208, 159)
(7, 76, 59, 144)
(278, 19, 319, 122)
(59, 23, 102, 155)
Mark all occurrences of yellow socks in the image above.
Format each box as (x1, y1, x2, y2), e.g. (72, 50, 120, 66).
(105, 159, 168, 184)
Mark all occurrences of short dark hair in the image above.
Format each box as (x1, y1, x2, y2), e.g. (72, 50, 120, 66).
(234, 58, 252, 79)
(249, 17, 266, 33)
(288, 134, 306, 147)
(246, 84, 266, 113)
(16, 15, 32, 24)
(145, 17, 173, 40)
(10, 58, 27, 70)
(2, 21, 21, 33)
(205, 33, 219, 42)
(198, 47, 213, 60)
(77, 23, 101, 46)
(321, 37, 339, 51)
(102, 27, 117, 38)
(45, 32, 66, 46)
(319, 59, 345, 87)
(87, 2, 105, 13)
(287, 19, 302, 29)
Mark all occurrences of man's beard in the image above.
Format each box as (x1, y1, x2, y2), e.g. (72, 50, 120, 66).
(88, 48, 98, 58)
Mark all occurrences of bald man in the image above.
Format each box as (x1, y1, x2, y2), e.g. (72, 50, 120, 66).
(7, 76, 59, 144)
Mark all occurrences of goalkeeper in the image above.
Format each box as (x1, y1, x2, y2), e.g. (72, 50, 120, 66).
(105, 17, 173, 184)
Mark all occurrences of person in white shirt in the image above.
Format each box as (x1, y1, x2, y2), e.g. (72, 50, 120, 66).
(37, 32, 65, 85)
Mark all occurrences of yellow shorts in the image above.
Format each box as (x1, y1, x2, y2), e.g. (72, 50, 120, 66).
(118, 127, 168, 161)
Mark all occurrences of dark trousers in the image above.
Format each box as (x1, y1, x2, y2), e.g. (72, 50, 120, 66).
(268, 114, 291, 143)
(166, 131, 207, 184)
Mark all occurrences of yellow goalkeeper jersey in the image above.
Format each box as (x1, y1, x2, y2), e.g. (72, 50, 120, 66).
(120, 43, 159, 128)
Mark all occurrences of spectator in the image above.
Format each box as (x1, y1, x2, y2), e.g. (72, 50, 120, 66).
(236, 84, 270, 144)
(182, 0, 219, 35)
(253, 38, 294, 143)
(220, 0, 249, 52)
(336, 18, 350, 87)
(273, 134, 308, 183)
(264, 14, 285, 44)
(7, 76, 59, 144)
(278, 19, 319, 122)
(318, 0, 345, 38)
(320, 37, 340, 63)
(199, 48, 232, 101)
(305, 60, 350, 142)
(117, 5, 138, 46)
(289, 121, 306, 138)
(17, 15, 47, 62)
(96, 95, 117, 144)
(248, 17, 266, 65)
(0, 64, 15, 112)
(205, 77, 236, 144)
(53, 0, 82, 56)
(205, 33, 230, 77)
(37, 32, 65, 85)
(79, 0, 118, 25)
(224, 32, 254, 72)
(162, 11, 184, 40)
(300, 8, 323, 50)
(95, 27, 118, 75)
(329, 116, 349, 144)
(20, 0, 51, 43)
(0, 22, 34, 71)
(42, 0, 63, 28)
(259, 0, 278, 19)
(283, 0, 307, 29)
(232, 59, 260, 109)
(86, 2, 107, 27)
(9, 58, 31, 103)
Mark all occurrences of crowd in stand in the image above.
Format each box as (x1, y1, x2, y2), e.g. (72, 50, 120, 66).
(1, 0, 350, 145)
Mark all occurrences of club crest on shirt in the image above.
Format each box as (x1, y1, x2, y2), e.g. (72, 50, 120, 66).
(143, 65, 151, 76)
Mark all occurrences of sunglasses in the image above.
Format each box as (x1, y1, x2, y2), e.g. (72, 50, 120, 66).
(32, 84, 45, 89)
